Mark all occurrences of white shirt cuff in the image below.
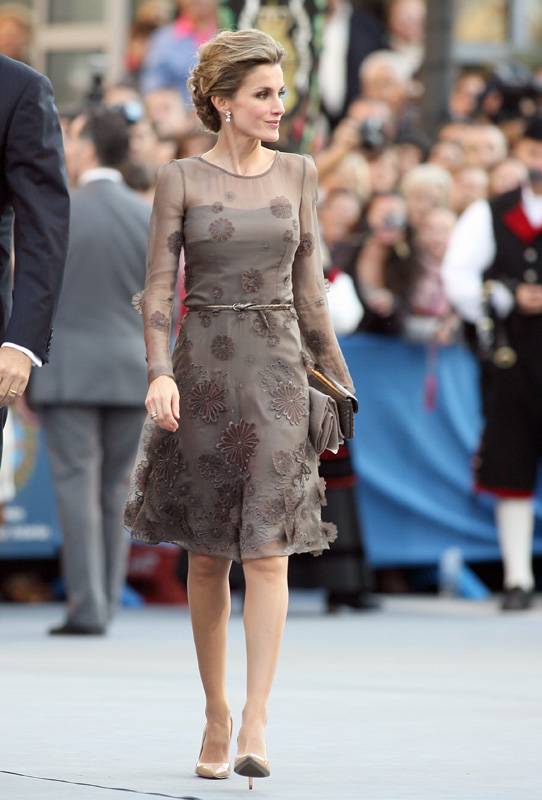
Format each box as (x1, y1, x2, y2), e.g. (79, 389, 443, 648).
(1, 343, 42, 367)
(489, 282, 515, 319)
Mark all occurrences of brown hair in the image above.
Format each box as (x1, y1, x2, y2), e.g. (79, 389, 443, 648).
(188, 29, 286, 133)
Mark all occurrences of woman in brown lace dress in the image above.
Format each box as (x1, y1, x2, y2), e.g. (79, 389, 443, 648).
(124, 29, 354, 787)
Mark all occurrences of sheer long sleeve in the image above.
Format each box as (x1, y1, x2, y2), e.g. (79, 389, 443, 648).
(142, 160, 185, 383)
(292, 156, 355, 392)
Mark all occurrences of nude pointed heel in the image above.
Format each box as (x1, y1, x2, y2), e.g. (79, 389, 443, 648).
(195, 717, 233, 779)
(234, 753, 270, 790)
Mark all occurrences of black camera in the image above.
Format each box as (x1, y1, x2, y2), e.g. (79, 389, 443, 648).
(359, 117, 387, 150)
(110, 101, 145, 125)
(381, 212, 407, 229)
(474, 62, 542, 123)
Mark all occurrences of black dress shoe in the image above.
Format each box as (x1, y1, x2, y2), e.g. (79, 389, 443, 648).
(48, 622, 106, 635)
(501, 587, 534, 612)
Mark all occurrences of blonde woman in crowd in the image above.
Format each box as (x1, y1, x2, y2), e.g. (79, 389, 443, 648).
(400, 162, 453, 229)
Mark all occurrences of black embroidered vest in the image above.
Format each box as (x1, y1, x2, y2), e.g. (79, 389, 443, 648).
(486, 188, 542, 366)
(487, 188, 542, 284)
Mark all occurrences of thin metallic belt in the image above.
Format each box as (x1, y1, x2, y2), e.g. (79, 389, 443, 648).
(184, 301, 293, 330)
(184, 302, 293, 312)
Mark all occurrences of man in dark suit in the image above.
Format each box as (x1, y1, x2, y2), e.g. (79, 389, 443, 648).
(319, 1, 388, 129)
(29, 106, 150, 635)
(0, 55, 69, 458)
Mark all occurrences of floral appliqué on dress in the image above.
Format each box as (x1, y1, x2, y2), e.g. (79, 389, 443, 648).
(270, 196, 292, 219)
(270, 381, 308, 426)
(167, 231, 183, 257)
(217, 419, 259, 471)
(152, 436, 185, 488)
(259, 360, 294, 392)
(211, 335, 235, 360)
(296, 232, 315, 257)
(305, 329, 330, 354)
(209, 218, 235, 242)
(253, 312, 277, 338)
(186, 374, 229, 423)
(149, 311, 169, 333)
(242, 268, 264, 293)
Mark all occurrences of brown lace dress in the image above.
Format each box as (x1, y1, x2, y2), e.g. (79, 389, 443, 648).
(124, 152, 354, 562)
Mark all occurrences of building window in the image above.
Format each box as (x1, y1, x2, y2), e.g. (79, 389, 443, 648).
(48, 0, 105, 25)
(46, 50, 105, 105)
(29, 0, 130, 105)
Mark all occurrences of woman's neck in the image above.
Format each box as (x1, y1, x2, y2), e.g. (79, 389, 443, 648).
(202, 136, 274, 176)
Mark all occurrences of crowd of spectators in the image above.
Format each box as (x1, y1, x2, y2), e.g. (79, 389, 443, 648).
(44, 0, 542, 353)
(2, 0, 541, 354)
(309, 2, 542, 349)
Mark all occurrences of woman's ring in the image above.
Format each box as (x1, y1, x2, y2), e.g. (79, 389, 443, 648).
(8, 389, 18, 395)
(150, 412, 158, 419)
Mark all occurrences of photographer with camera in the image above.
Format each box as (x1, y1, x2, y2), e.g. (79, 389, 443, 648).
(360, 49, 421, 133)
(356, 180, 458, 346)
(447, 72, 485, 122)
(442, 115, 542, 611)
(472, 62, 542, 129)
(314, 97, 394, 195)
(355, 192, 419, 334)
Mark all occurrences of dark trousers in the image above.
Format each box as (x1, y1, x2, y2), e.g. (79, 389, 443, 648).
(40, 405, 145, 628)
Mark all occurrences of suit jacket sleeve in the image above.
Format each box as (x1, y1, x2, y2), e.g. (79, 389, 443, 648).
(3, 70, 70, 363)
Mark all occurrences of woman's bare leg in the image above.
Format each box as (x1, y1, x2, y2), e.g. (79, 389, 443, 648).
(187, 552, 232, 762)
(237, 555, 289, 758)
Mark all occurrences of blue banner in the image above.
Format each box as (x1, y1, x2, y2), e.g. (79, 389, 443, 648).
(3, 334, 542, 568)
(0, 412, 61, 559)
(341, 334, 542, 567)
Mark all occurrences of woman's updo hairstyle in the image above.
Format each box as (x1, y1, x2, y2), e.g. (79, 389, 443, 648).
(188, 29, 286, 133)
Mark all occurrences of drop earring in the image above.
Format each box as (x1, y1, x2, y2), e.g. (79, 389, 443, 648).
(225, 110, 231, 123)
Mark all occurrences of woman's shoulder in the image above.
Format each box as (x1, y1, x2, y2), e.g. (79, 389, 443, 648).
(278, 151, 314, 169)
(160, 156, 209, 173)
(162, 156, 203, 172)
(278, 152, 318, 188)
(156, 156, 208, 189)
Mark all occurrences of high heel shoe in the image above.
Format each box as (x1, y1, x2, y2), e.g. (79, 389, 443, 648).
(234, 752, 270, 790)
(195, 717, 233, 779)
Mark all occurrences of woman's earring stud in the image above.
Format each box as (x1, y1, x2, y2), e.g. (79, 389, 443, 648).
(225, 110, 231, 123)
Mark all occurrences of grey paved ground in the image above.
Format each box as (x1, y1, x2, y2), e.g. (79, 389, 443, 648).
(1, 592, 541, 800)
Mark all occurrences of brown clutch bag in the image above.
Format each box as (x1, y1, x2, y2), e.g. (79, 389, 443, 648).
(307, 365, 358, 441)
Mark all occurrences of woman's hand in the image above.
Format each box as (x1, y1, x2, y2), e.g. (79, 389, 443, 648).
(434, 313, 460, 346)
(330, 118, 362, 151)
(516, 283, 542, 315)
(364, 286, 396, 317)
(146, 375, 180, 432)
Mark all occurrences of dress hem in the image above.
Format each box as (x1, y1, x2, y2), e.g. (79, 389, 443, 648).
(126, 527, 333, 564)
